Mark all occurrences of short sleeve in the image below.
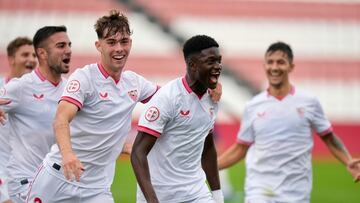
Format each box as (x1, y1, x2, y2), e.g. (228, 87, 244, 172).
(236, 104, 255, 146)
(135, 73, 159, 104)
(60, 69, 91, 109)
(0, 79, 22, 112)
(138, 91, 172, 138)
(311, 98, 332, 136)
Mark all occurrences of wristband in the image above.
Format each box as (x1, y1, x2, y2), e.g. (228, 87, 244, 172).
(211, 189, 224, 203)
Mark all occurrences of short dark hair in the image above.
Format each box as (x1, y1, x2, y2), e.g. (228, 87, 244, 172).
(182, 35, 219, 60)
(266, 41, 294, 63)
(7, 37, 33, 57)
(33, 25, 67, 50)
(94, 9, 132, 39)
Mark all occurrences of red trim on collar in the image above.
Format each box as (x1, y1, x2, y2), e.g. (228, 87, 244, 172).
(35, 68, 46, 81)
(267, 85, 295, 100)
(34, 68, 60, 87)
(181, 77, 192, 93)
(97, 63, 120, 84)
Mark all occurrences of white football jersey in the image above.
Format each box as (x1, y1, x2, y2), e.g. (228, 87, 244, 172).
(237, 87, 332, 202)
(0, 77, 11, 174)
(44, 63, 158, 188)
(0, 69, 66, 195)
(137, 77, 218, 203)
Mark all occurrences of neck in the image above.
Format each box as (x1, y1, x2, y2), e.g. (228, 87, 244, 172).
(185, 74, 207, 96)
(38, 64, 62, 84)
(8, 69, 24, 80)
(268, 82, 292, 98)
(102, 62, 121, 81)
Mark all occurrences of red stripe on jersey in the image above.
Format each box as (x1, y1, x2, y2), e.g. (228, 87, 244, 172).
(138, 125, 161, 138)
(141, 85, 161, 104)
(60, 96, 83, 109)
(237, 139, 253, 146)
(318, 126, 333, 136)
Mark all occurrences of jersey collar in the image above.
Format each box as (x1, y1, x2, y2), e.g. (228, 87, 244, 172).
(266, 85, 295, 100)
(181, 77, 206, 99)
(35, 68, 60, 87)
(97, 63, 120, 84)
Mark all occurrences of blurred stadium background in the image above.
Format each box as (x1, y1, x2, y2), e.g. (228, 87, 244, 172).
(0, 0, 359, 202)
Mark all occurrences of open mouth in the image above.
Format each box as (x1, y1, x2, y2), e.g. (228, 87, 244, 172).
(62, 58, 71, 64)
(112, 55, 125, 61)
(209, 72, 220, 84)
(25, 64, 35, 70)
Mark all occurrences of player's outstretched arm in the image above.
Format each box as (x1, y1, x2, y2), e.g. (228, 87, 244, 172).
(131, 131, 159, 203)
(348, 159, 360, 182)
(202, 132, 224, 203)
(217, 143, 249, 170)
(53, 100, 84, 182)
(320, 132, 360, 182)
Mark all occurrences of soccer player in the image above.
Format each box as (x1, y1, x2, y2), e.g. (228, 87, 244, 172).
(218, 41, 360, 203)
(0, 37, 37, 203)
(0, 26, 71, 203)
(26, 10, 159, 203)
(131, 35, 224, 203)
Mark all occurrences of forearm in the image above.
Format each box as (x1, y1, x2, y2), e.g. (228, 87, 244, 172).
(131, 152, 159, 203)
(323, 133, 352, 165)
(53, 118, 73, 156)
(218, 143, 247, 170)
(202, 144, 220, 191)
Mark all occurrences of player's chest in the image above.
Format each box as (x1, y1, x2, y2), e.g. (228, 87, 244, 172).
(252, 101, 312, 134)
(19, 85, 64, 116)
(173, 97, 217, 127)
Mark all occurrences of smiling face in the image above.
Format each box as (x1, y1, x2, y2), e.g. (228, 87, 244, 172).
(192, 47, 222, 90)
(264, 50, 294, 89)
(43, 32, 72, 74)
(9, 44, 37, 76)
(95, 29, 132, 74)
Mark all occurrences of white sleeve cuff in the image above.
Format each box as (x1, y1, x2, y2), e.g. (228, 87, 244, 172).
(211, 189, 224, 203)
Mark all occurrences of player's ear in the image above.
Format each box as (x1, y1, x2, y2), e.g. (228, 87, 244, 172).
(8, 56, 15, 67)
(95, 41, 101, 52)
(36, 48, 47, 60)
(289, 63, 295, 73)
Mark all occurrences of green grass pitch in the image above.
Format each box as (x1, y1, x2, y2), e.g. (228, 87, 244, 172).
(111, 159, 360, 203)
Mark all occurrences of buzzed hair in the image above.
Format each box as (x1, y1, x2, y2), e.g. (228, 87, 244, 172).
(94, 9, 132, 39)
(266, 41, 294, 63)
(182, 35, 219, 61)
(7, 37, 33, 57)
(33, 25, 67, 50)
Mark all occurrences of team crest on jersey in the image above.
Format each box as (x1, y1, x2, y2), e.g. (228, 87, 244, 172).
(257, 111, 266, 118)
(66, 80, 80, 93)
(145, 106, 160, 122)
(128, 89, 138, 101)
(297, 107, 305, 117)
(0, 87, 5, 97)
(209, 107, 215, 118)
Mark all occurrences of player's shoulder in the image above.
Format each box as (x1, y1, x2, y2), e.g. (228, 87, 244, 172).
(70, 63, 96, 79)
(292, 87, 318, 102)
(0, 76, 4, 86)
(247, 91, 267, 106)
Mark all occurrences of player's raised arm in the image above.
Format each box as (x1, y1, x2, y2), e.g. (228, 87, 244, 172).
(53, 100, 84, 182)
(131, 131, 159, 203)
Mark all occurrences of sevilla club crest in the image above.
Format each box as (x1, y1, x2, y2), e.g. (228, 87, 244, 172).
(128, 89, 138, 101)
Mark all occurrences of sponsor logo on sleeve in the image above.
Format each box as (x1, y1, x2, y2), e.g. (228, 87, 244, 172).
(66, 80, 80, 93)
(145, 106, 160, 122)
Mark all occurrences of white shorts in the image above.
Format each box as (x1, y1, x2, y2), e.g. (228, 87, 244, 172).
(245, 196, 309, 203)
(136, 189, 215, 203)
(26, 165, 114, 203)
(0, 173, 10, 202)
